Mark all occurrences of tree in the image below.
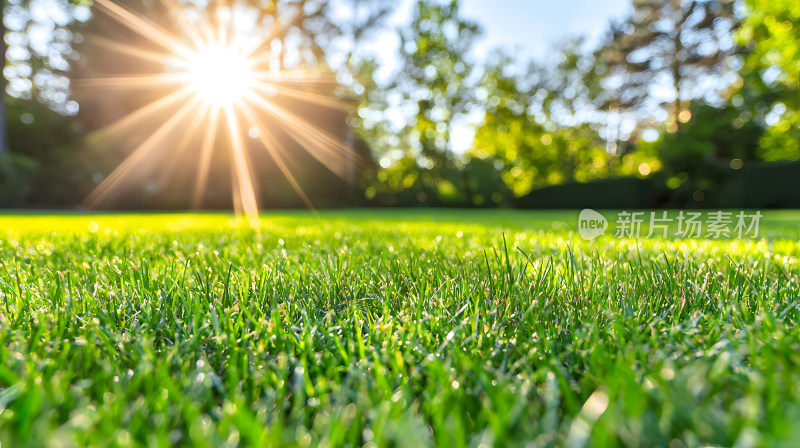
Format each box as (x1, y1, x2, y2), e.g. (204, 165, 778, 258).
(739, 0, 800, 87)
(357, 0, 480, 204)
(737, 0, 800, 161)
(598, 0, 739, 131)
(0, 0, 91, 154)
(470, 48, 612, 197)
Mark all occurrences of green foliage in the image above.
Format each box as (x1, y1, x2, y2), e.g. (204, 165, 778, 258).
(618, 99, 768, 206)
(2, 0, 91, 112)
(4, 0, 800, 208)
(470, 47, 618, 197)
(659, 101, 764, 174)
(1, 211, 800, 445)
(738, 0, 800, 162)
(757, 113, 800, 161)
(739, 0, 800, 88)
(5, 98, 103, 206)
(473, 113, 610, 196)
(0, 151, 37, 206)
(356, 0, 482, 205)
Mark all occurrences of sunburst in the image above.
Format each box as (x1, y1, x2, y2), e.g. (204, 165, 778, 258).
(78, 0, 363, 227)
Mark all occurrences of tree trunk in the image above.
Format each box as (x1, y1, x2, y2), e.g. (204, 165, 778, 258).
(672, 4, 692, 132)
(0, 0, 9, 154)
(672, 60, 681, 129)
(671, 32, 682, 130)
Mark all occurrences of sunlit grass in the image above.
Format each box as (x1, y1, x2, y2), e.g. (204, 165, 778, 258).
(1, 210, 800, 446)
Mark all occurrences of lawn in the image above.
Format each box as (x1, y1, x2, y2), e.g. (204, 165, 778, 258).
(1, 210, 799, 447)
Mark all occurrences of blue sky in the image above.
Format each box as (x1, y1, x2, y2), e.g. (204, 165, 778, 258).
(360, 0, 633, 82)
(460, 0, 632, 59)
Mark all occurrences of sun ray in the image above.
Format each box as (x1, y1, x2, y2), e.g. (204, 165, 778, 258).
(253, 82, 354, 112)
(154, 103, 211, 190)
(83, 0, 361, 225)
(223, 105, 260, 227)
(193, 107, 221, 209)
(239, 102, 314, 209)
(249, 91, 356, 163)
(252, 71, 338, 85)
(248, 91, 366, 178)
(74, 74, 190, 90)
(84, 87, 195, 145)
(86, 35, 183, 67)
(86, 97, 204, 206)
(94, 0, 194, 57)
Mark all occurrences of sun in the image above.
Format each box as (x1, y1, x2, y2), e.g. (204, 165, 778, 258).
(81, 0, 363, 227)
(185, 44, 255, 106)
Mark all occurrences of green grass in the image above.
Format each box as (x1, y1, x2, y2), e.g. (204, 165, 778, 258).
(1, 209, 799, 447)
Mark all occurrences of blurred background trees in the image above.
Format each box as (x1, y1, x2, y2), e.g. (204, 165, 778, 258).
(355, 0, 482, 206)
(0, 0, 798, 209)
(598, 0, 739, 132)
(737, 0, 799, 162)
(0, 0, 91, 206)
